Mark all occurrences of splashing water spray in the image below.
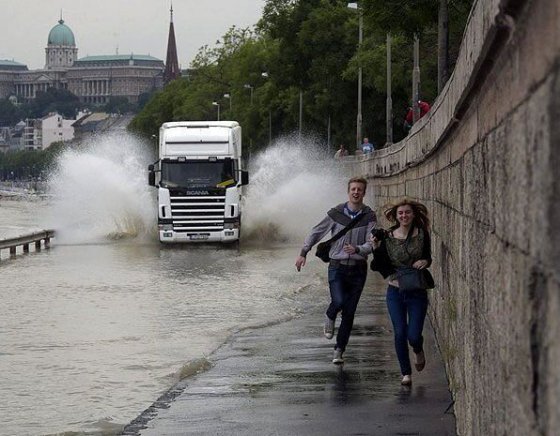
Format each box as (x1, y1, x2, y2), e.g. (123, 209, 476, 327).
(43, 130, 350, 246)
(242, 134, 350, 244)
(44, 132, 156, 244)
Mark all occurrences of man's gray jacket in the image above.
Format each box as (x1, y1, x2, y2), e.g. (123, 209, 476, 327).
(300, 203, 378, 261)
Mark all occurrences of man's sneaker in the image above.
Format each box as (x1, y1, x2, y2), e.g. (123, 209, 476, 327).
(414, 350, 426, 372)
(332, 348, 344, 364)
(401, 375, 412, 386)
(323, 315, 335, 339)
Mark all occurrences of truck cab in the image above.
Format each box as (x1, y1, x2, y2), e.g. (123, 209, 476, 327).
(148, 121, 249, 243)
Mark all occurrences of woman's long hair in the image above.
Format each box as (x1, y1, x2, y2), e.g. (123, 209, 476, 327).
(384, 198, 430, 232)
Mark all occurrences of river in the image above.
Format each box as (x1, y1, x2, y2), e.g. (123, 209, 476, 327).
(0, 132, 348, 435)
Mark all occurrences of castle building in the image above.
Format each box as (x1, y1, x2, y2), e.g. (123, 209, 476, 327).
(0, 16, 167, 104)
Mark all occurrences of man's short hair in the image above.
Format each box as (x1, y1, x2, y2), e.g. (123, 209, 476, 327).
(348, 176, 367, 191)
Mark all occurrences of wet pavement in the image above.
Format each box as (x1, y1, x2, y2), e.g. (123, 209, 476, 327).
(123, 276, 456, 436)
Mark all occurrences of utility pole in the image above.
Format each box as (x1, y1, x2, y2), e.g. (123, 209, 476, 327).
(224, 93, 232, 117)
(438, 0, 450, 92)
(412, 34, 420, 123)
(357, 5, 363, 148)
(386, 33, 393, 145)
(299, 89, 303, 142)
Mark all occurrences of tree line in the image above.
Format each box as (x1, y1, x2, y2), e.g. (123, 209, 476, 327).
(0, 88, 154, 127)
(130, 0, 473, 155)
(0, 141, 65, 181)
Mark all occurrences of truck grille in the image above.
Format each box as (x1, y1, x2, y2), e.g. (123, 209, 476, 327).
(170, 195, 225, 232)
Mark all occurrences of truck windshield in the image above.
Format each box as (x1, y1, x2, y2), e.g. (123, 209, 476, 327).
(160, 160, 236, 189)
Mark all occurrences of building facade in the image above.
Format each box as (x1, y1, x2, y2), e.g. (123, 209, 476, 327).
(0, 17, 164, 104)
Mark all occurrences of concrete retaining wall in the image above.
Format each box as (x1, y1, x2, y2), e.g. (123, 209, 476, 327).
(348, 0, 559, 434)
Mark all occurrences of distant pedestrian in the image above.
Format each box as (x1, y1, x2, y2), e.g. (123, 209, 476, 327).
(295, 177, 377, 365)
(361, 137, 375, 154)
(404, 101, 431, 132)
(369, 199, 432, 386)
(334, 144, 349, 160)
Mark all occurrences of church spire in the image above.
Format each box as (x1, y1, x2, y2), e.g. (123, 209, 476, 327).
(164, 1, 180, 84)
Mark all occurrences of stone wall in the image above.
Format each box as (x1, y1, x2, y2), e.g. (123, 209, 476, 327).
(348, 0, 559, 434)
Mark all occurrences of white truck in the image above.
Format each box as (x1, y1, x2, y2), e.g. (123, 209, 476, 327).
(148, 121, 249, 243)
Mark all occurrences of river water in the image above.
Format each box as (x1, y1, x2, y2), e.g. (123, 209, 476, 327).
(0, 132, 349, 435)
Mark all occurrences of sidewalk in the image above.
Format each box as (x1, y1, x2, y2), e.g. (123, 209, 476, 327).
(123, 277, 456, 435)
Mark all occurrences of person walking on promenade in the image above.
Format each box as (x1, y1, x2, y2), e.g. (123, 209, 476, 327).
(370, 199, 432, 385)
(334, 144, 349, 159)
(295, 177, 377, 364)
(360, 137, 375, 154)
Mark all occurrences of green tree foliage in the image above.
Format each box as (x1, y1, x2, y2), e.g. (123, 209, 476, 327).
(0, 141, 66, 180)
(20, 87, 83, 119)
(0, 98, 22, 126)
(103, 96, 134, 114)
(131, 0, 473, 154)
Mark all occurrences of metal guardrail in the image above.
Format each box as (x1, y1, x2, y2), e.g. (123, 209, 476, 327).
(0, 230, 55, 259)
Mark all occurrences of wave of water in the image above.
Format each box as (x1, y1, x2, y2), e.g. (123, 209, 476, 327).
(41, 131, 347, 246)
(243, 135, 348, 244)
(44, 133, 156, 244)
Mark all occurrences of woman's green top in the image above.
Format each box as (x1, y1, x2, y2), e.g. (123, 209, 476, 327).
(386, 229, 426, 280)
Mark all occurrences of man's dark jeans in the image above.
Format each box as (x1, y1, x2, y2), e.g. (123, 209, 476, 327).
(386, 285, 428, 375)
(326, 264, 367, 352)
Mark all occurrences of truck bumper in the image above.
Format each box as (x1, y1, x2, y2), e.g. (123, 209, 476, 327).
(159, 229, 239, 243)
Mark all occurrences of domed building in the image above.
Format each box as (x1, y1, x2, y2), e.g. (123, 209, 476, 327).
(45, 18, 78, 70)
(0, 14, 166, 104)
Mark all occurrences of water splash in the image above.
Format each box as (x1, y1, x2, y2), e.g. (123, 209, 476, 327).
(41, 131, 350, 245)
(44, 132, 156, 244)
(243, 135, 349, 244)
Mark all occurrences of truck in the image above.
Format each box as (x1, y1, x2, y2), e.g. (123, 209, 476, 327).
(148, 121, 249, 243)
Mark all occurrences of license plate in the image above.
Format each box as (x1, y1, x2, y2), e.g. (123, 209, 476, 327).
(189, 234, 209, 240)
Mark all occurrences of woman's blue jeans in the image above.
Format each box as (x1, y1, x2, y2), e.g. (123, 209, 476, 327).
(386, 285, 428, 375)
(327, 264, 367, 352)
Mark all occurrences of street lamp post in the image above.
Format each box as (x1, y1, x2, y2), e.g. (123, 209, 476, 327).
(412, 34, 420, 122)
(299, 90, 303, 142)
(386, 33, 393, 145)
(223, 93, 232, 117)
(212, 101, 220, 121)
(348, 2, 363, 148)
(261, 72, 272, 144)
(243, 84, 253, 105)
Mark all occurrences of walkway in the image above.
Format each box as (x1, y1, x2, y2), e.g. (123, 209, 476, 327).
(123, 275, 456, 435)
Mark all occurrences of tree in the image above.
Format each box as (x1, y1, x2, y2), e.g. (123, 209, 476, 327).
(0, 98, 21, 126)
(131, 0, 474, 152)
(103, 96, 134, 114)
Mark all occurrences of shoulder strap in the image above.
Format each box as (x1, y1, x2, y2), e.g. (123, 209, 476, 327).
(324, 212, 364, 244)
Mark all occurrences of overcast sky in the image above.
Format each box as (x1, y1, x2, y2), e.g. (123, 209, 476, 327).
(0, 0, 266, 70)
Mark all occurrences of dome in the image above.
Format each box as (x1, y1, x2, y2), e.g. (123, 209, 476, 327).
(47, 19, 76, 46)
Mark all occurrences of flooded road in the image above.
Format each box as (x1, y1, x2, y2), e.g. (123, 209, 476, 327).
(1, 220, 325, 435)
(0, 133, 349, 435)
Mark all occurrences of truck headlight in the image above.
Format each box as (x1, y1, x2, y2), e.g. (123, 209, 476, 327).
(224, 222, 239, 229)
(159, 224, 173, 231)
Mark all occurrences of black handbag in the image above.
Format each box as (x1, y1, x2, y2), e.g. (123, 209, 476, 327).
(396, 267, 435, 291)
(314, 213, 364, 263)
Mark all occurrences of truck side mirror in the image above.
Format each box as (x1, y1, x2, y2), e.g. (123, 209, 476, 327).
(148, 164, 154, 171)
(148, 167, 156, 187)
(241, 170, 249, 186)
